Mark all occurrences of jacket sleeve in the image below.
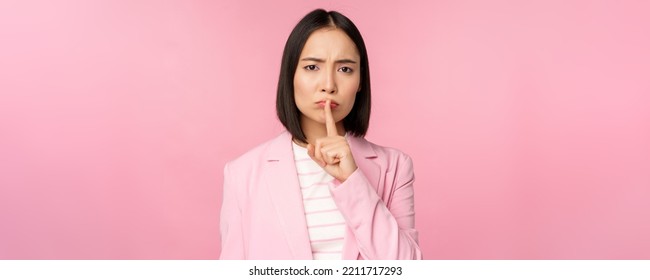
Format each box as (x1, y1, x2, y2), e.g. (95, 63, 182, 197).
(329, 154, 422, 260)
(219, 162, 246, 259)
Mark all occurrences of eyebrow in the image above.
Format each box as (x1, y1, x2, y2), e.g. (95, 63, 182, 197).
(300, 57, 358, 64)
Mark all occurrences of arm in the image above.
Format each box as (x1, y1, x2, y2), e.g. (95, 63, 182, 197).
(329, 155, 422, 260)
(219, 162, 246, 259)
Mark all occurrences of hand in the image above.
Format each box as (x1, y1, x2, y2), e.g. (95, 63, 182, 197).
(307, 100, 358, 182)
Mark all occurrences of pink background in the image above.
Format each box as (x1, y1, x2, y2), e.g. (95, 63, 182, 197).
(1, 0, 649, 259)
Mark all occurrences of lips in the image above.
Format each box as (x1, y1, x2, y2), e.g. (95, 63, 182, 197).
(316, 100, 338, 108)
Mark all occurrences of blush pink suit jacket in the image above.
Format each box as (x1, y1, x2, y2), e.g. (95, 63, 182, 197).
(219, 130, 422, 260)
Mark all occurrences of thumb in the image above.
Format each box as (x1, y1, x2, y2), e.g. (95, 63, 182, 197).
(307, 144, 324, 167)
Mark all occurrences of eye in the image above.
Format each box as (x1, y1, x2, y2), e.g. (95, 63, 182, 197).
(304, 65, 319, 71)
(339, 66, 353, 73)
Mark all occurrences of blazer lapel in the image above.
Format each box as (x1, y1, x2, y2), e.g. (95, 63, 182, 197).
(347, 135, 381, 190)
(341, 134, 381, 260)
(263, 131, 313, 259)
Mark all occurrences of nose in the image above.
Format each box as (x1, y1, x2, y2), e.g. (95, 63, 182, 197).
(320, 69, 337, 94)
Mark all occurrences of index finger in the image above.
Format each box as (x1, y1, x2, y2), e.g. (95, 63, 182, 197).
(324, 99, 338, 136)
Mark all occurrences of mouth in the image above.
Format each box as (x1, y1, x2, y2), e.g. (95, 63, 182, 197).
(316, 100, 339, 109)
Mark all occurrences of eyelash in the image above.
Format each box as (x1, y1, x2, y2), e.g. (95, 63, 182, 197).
(340, 67, 353, 73)
(303, 65, 354, 73)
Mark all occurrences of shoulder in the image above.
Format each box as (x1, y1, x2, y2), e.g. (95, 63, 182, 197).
(226, 133, 279, 168)
(224, 131, 290, 174)
(352, 137, 414, 173)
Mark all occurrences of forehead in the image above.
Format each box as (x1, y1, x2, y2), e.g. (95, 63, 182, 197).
(299, 28, 360, 59)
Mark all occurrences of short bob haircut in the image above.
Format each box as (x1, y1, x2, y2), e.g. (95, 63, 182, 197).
(276, 9, 371, 144)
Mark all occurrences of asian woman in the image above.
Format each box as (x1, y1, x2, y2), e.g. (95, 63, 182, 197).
(219, 8, 422, 260)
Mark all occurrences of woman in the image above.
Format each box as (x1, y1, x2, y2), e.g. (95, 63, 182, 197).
(220, 9, 422, 260)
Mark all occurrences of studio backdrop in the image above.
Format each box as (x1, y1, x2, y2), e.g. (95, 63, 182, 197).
(1, 0, 649, 259)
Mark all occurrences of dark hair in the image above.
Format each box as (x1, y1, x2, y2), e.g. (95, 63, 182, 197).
(276, 9, 371, 144)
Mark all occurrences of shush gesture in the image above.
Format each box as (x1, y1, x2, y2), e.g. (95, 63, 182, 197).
(307, 99, 358, 182)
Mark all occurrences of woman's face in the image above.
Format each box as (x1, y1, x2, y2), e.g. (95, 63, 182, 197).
(293, 27, 361, 129)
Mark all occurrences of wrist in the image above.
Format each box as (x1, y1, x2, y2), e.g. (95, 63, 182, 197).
(337, 166, 358, 183)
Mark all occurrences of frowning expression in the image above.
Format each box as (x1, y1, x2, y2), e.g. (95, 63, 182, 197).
(293, 27, 361, 128)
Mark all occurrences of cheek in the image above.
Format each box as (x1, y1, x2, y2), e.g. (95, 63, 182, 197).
(346, 94, 357, 112)
(341, 79, 360, 99)
(293, 79, 310, 110)
(340, 74, 361, 91)
(293, 72, 312, 93)
(293, 77, 305, 104)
